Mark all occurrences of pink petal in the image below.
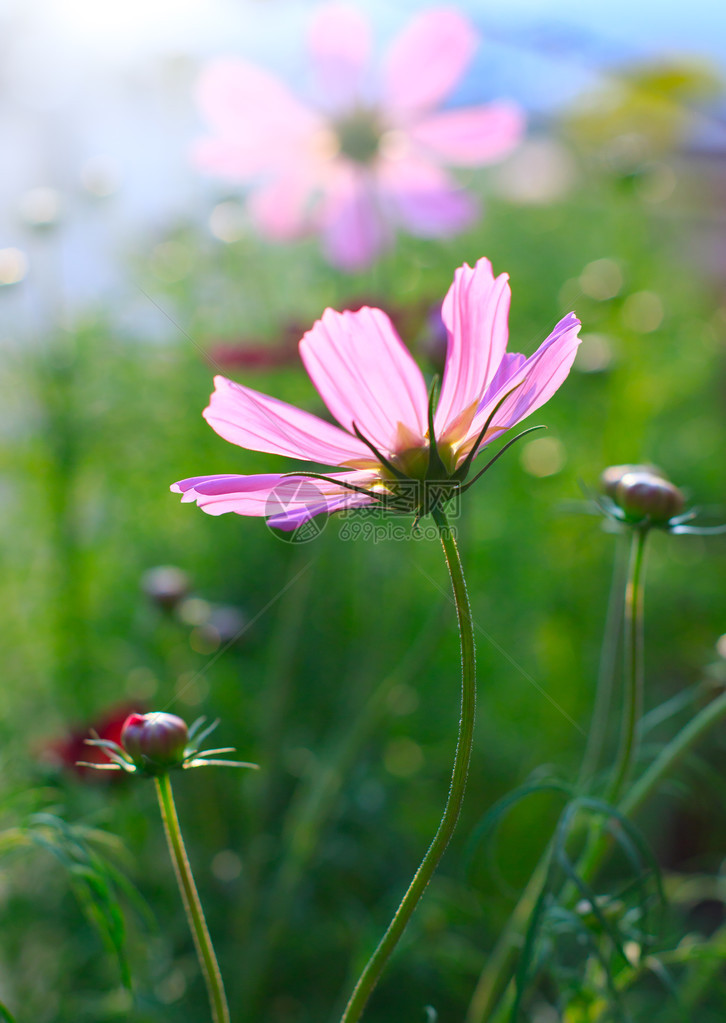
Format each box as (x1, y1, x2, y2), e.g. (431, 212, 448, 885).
(171, 470, 377, 528)
(469, 312, 581, 445)
(435, 259, 512, 439)
(318, 167, 391, 270)
(383, 8, 478, 116)
(194, 59, 321, 179)
(409, 101, 525, 166)
(203, 375, 370, 466)
(378, 155, 477, 237)
(300, 306, 429, 453)
(247, 171, 316, 240)
(308, 4, 372, 109)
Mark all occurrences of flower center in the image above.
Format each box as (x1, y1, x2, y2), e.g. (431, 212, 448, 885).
(379, 438, 459, 482)
(385, 444, 430, 481)
(334, 108, 383, 164)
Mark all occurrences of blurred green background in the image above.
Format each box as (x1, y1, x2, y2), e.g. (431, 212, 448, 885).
(2, 5, 726, 1021)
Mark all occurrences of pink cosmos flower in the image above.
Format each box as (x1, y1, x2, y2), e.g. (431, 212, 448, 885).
(194, 5, 524, 270)
(172, 258, 581, 530)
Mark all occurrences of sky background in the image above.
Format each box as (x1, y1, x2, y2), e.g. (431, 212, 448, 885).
(1, 0, 724, 321)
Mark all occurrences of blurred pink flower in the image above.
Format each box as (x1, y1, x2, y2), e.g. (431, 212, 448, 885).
(172, 258, 580, 529)
(194, 5, 524, 270)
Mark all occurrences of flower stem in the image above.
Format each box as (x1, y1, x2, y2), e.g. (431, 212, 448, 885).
(339, 505, 476, 1023)
(466, 688, 726, 1023)
(606, 527, 648, 803)
(578, 685, 726, 883)
(155, 773, 230, 1023)
(466, 525, 647, 1023)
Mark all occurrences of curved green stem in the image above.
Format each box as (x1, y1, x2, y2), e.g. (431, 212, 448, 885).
(155, 773, 230, 1023)
(339, 505, 476, 1023)
(606, 528, 648, 803)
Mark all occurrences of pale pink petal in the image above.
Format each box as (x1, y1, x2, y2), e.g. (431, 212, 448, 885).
(318, 167, 391, 270)
(171, 470, 378, 527)
(299, 307, 429, 452)
(409, 101, 525, 166)
(308, 4, 372, 109)
(247, 171, 316, 240)
(203, 375, 370, 465)
(468, 312, 581, 447)
(194, 59, 321, 179)
(383, 8, 478, 115)
(435, 259, 511, 439)
(377, 155, 477, 237)
(193, 137, 265, 182)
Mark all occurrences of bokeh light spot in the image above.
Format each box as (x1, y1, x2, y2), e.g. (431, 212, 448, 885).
(574, 332, 614, 372)
(520, 437, 566, 477)
(126, 666, 159, 699)
(175, 671, 209, 706)
(579, 258, 622, 300)
(622, 291, 664, 332)
(209, 200, 247, 243)
(19, 187, 62, 227)
(0, 248, 29, 285)
(211, 850, 242, 882)
(493, 138, 576, 205)
(383, 737, 424, 777)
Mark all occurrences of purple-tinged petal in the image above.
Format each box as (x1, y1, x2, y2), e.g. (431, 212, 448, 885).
(409, 101, 525, 166)
(300, 306, 429, 453)
(308, 4, 372, 110)
(435, 259, 511, 441)
(318, 167, 391, 270)
(171, 471, 378, 525)
(378, 155, 478, 237)
(383, 8, 477, 116)
(468, 312, 581, 449)
(203, 375, 371, 466)
(194, 59, 321, 180)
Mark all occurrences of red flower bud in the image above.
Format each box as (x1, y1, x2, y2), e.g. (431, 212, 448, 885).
(614, 470, 685, 524)
(121, 712, 189, 774)
(599, 463, 664, 500)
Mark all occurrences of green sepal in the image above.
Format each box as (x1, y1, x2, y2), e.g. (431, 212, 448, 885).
(424, 375, 449, 481)
(452, 380, 523, 483)
(460, 425, 545, 493)
(351, 423, 408, 480)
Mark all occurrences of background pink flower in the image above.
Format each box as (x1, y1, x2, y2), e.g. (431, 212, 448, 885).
(194, 5, 525, 270)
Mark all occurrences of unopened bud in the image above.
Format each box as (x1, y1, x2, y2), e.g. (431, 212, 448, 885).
(599, 463, 664, 499)
(121, 712, 189, 774)
(614, 471, 685, 524)
(141, 566, 190, 610)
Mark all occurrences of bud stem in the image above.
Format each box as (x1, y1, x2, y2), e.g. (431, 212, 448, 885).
(154, 773, 230, 1023)
(339, 505, 476, 1023)
(606, 527, 648, 803)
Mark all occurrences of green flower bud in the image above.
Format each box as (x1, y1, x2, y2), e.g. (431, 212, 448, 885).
(121, 712, 189, 774)
(614, 470, 685, 524)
